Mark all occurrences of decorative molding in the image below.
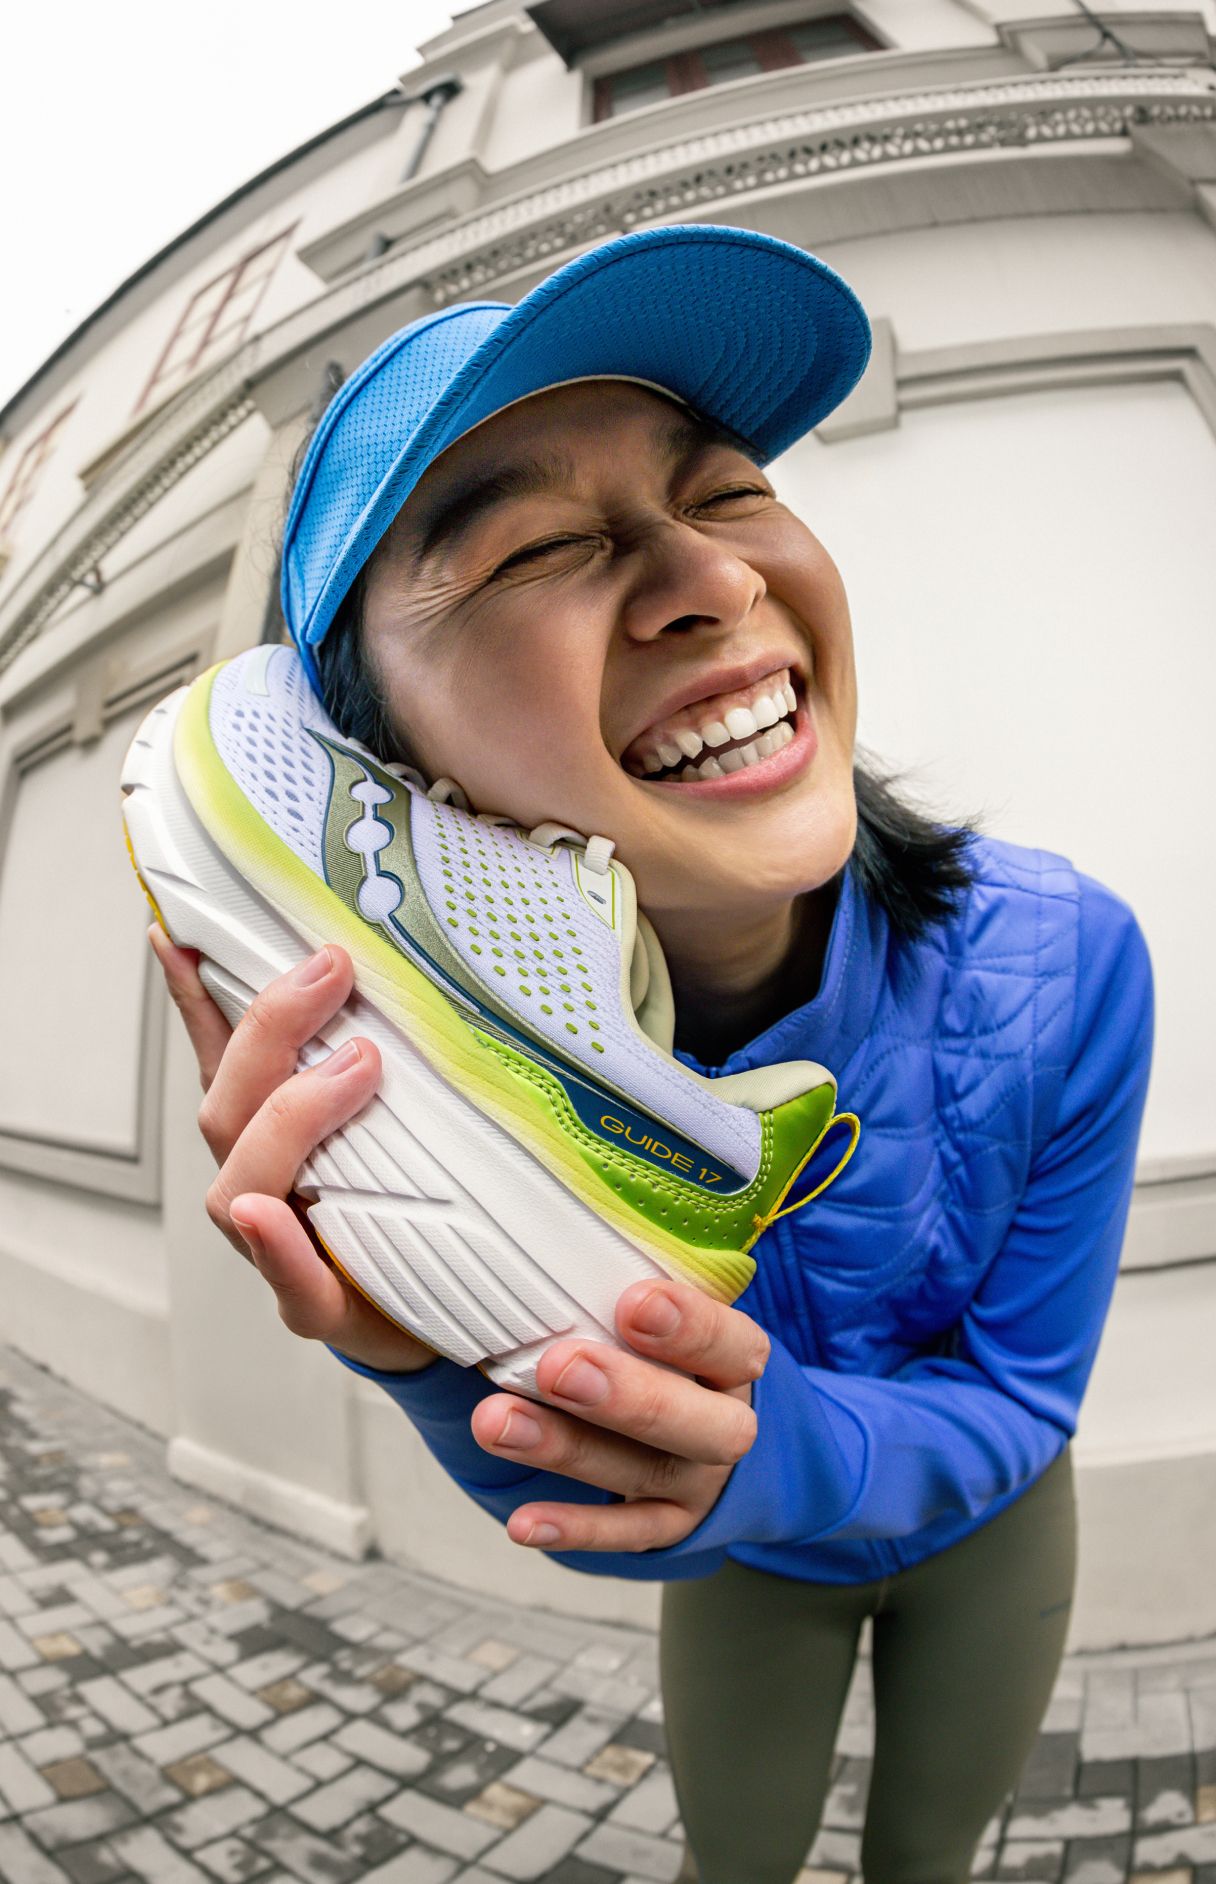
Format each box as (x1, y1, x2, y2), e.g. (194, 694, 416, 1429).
(1, 67, 1212, 679)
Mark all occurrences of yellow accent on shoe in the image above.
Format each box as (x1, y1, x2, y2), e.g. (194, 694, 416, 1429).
(751, 1111, 861, 1236)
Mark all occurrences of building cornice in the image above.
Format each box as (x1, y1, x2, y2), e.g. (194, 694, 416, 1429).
(2, 65, 1213, 677)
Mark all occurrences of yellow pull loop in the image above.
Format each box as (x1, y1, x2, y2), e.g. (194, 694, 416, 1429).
(751, 1111, 861, 1235)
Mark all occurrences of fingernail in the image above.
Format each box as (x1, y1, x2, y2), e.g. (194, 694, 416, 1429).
(230, 1212, 263, 1259)
(525, 1521, 561, 1546)
(632, 1289, 679, 1337)
(498, 1410, 542, 1449)
(317, 1040, 361, 1078)
(292, 947, 333, 987)
(551, 1355, 608, 1404)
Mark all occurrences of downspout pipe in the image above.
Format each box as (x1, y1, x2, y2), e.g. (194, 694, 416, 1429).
(363, 74, 464, 263)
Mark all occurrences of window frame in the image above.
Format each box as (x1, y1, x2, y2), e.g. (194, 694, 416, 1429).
(591, 10, 882, 122)
(0, 402, 79, 546)
(134, 224, 298, 416)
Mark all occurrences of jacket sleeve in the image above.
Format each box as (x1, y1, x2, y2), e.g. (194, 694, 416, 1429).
(330, 871, 1154, 1577)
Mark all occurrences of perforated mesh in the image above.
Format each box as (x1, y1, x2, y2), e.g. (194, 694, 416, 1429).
(211, 649, 338, 875)
(411, 797, 761, 1177)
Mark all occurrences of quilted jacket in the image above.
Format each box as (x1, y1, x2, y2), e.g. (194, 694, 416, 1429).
(335, 832, 1155, 1584)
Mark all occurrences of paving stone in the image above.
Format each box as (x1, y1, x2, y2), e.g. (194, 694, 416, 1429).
(245, 1810, 363, 1883)
(1017, 1735, 1081, 1802)
(478, 1654, 558, 1709)
(464, 1778, 542, 1830)
(1134, 1825, 1216, 1867)
(417, 1739, 521, 1806)
(132, 1711, 229, 1767)
(165, 1752, 238, 1798)
(333, 1716, 431, 1780)
(1134, 1753, 1195, 1829)
(1078, 1760, 1135, 1800)
(86, 1741, 180, 1815)
(573, 1821, 684, 1881)
(1060, 1833, 1130, 1883)
(1007, 1800, 1132, 1842)
(584, 1742, 656, 1788)
(207, 1735, 314, 1806)
(39, 1755, 107, 1800)
(499, 1754, 619, 1816)
(190, 1674, 276, 1730)
(290, 1761, 397, 1831)
(158, 1784, 266, 1850)
(995, 1840, 1067, 1881)
(380, 1785, 500, 1859)
(259, 1702, 343, 1755)
(106, 1823, 213, 1882)
(361, 1851, 459, 1883)
(20, 1792, 139, 1849)
(193, 1835, 276, 1880)
(0, 1739, 58, 1812)
(0, 1819, 76, 1882)
(291, 1741, 353, 1783)
(0, 1667, 47, 1733)
(484, 1800, 594, 1878)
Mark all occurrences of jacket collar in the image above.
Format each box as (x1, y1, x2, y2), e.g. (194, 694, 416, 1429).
(672, 856, 888, 1079)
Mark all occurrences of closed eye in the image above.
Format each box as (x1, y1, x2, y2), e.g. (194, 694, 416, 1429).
(492, 534, 595, 577)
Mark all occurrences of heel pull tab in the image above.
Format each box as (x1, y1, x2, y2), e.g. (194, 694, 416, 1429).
(752, 1111, 861, 1235)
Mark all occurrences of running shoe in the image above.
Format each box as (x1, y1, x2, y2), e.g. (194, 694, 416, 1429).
(121, 646, 858, 1396)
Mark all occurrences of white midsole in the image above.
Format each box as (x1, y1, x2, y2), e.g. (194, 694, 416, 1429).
(121, 688, 674, 1400)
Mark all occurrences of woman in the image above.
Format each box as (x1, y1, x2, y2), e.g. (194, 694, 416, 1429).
(151, 226, 1154, 1882)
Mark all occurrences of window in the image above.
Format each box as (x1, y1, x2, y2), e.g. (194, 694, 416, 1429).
(0, 402, 77, 544)
(136, 226, 296, 414)
(592, 13, 880, 119)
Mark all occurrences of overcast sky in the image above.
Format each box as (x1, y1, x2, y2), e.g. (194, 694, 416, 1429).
(2, 1, 472, 411)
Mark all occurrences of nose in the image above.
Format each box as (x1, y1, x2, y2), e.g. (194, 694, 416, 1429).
(618, 516, 766, 645)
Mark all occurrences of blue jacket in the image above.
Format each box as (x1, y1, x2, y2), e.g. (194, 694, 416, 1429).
(334, 834, 1155, 1583)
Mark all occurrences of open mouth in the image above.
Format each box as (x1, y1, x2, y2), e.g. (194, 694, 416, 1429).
(620, 665, 804, 784)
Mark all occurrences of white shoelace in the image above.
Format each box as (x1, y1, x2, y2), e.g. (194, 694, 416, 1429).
(383, 764, 616, 876)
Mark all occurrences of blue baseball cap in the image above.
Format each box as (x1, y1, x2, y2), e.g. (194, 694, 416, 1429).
(281, 223, 872, 687)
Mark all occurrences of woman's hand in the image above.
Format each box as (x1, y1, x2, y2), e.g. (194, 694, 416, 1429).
(149, 928, 438, 1375)
(153, 924, 771, 1553)
(471, 1282, 769, 1554)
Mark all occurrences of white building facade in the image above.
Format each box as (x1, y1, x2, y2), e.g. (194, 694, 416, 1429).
(1, 0, 1213, 1647)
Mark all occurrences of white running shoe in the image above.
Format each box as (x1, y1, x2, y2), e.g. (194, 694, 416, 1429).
(121, 646, 858, 1397)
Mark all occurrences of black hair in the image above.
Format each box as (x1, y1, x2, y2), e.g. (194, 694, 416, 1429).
(281, 400, 982, 944)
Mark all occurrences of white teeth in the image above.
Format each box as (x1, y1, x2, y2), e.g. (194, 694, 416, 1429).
(783, 682, 797, 713)
(701, 719, 730, 749)
(679, 763, 700, 781)
(738, 741, 760, 767)
(718, 749, 745, 774)
(697, 755, 725, 779)
(642, 749, 664, 774)
(674, 728, 704, 760)
(657, 739, 683, 768)
(756, 728, 779, 759)
(752, 693, 780, 729)
(724, 704, 759, 741)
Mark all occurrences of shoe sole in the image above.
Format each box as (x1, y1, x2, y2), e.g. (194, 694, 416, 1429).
(122, 685, 683, 1400)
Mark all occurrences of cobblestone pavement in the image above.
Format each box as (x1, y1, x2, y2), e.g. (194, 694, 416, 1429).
(1, 1345, 1215, 1884)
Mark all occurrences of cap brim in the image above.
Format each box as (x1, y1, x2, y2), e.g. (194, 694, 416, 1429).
(295, 224, 871, 661)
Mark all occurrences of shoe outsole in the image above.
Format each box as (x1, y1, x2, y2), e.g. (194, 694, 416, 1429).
(121, 686, 676, 1401)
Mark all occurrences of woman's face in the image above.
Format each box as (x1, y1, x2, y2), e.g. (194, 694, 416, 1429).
(360, 379, 859, 924)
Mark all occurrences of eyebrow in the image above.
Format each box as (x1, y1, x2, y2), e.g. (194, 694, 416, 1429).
(407, 406, 756, 568)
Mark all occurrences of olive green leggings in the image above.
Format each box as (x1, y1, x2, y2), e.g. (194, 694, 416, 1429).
(660, 1444, 1076, 1884)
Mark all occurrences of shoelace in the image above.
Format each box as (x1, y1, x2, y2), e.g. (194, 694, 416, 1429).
(384, 765, 616, 874)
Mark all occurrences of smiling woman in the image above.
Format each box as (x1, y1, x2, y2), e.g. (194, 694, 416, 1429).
(145, 226, 1155, 1884)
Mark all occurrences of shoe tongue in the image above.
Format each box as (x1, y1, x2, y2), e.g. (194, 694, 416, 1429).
(628, 910, 676, 1053)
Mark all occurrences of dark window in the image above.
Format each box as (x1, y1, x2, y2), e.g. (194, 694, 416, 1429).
(593, 13, 880, 120)
(135, 227, 296, 414)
